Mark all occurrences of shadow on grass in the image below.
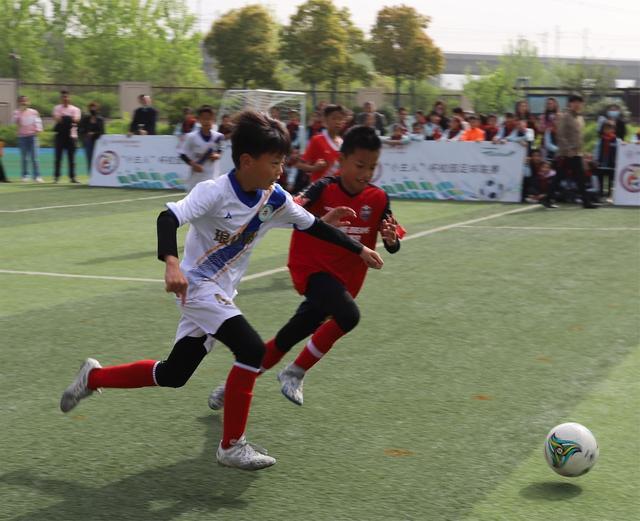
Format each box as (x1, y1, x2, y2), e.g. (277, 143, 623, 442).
(0, 415, 260, 521)
(76, 250, 157, 265)
(520, 481, 583, 501)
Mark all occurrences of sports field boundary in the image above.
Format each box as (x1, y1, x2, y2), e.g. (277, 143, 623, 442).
(0, 204, 540, 284)
(0, 193, 183, 213)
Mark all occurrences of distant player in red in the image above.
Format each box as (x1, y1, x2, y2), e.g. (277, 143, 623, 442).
(209, 125, 402, 409)
(296, 104, 345, 183)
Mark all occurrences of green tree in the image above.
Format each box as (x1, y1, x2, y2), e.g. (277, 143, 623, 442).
(368, 5, 444, 108)
(0, 0, 49, 82)
(280, 0, 356, 106)
(204, 5, 281, 89)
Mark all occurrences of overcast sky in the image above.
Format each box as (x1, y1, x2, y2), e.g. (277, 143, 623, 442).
(187, 0, 640, 61)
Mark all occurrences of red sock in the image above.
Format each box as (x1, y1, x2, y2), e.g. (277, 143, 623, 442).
(260, 338, 286, 371)
(87, 360, 157, 390)
(221, 363, 260, 449)
(293, 320, 346, 371)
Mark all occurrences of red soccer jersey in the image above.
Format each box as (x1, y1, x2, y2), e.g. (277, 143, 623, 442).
(288, 176, 394, 297)
(302, 130, 342, 182)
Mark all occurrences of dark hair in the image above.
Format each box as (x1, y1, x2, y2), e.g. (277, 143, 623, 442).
(231, 110, 290, 167)
(504, 112, 515, 119)
(487, 114, 497, 120)
(18, 95, 27, 101)
(323, 104, 345, 118)
(60, 90, 69, 95)
(340, 125, 382, 156)
(452, 107, 464, 114)
(138, 94, 146, 100)
(468, 114, 479, 121)
(88, 101, 99, 109)
(197, 104, 214, 116)
(568, 94, 584, 103)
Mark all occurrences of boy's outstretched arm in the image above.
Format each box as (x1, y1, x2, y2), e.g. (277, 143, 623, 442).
(157, 209, 189, 305)
(301, 218, 383, 269)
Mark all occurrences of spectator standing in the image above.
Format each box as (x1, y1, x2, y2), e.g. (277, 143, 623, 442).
(540, 97, 559, 132)
(515, 99, 538, 135)
(452, 108, 470, 130)
(425, 113, 442, 141)
(129, 94, 158, 135)
(432, 100, 449, 130)
(593, 121, 622, 198)
(286, 110, 302, 147)
(542, 94, 598, 209)
(217, 114, 233, 139)
(596, 103, 627, 141)
(13, 95, 43, 182)
(53, 90, 82, 184)
(78, 102, 105, 171)
(0, 139, 8, 182)
(356, 101, 387, 136)
(543, 123, 559, 162)
(306, 111, 325, 140)
(390, 106, 410, 134)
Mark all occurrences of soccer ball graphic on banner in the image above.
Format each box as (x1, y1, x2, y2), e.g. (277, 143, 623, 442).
(478, 178, 505, 200)
(544, 422, 599, 477)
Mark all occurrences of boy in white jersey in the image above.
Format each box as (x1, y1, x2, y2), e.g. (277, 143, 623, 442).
(59, 111, 384, 470)
(179, 105, 224, 192)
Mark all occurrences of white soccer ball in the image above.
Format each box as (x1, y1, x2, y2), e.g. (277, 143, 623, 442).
(544, 422, 599, 477)
(478, 178, 504, 200)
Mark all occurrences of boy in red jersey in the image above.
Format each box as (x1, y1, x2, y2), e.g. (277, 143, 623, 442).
(209, 125, 401, 408)
(296, 104, 346, 183)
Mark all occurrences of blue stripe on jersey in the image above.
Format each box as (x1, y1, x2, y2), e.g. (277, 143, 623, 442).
(188, 184, 288, 282)
(228, 169, 263, 207)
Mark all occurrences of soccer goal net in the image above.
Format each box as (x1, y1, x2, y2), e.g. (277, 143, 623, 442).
(217, 89, 307, 149)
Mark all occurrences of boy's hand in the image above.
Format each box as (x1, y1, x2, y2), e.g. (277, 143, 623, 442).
(360, 246, 384, 269)
(380, 217, 399, 244)
(210, 152, 221, 161)
(164, 256, 188, 305)
(192, 163, 204, 173)
(322, 206, 356, 227)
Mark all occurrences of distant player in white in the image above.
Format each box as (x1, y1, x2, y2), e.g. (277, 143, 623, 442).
(179, 105, 225, 192)
(60, 111, 384, 471)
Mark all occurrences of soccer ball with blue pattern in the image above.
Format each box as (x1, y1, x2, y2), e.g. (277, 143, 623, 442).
(544, 422, 599, 477)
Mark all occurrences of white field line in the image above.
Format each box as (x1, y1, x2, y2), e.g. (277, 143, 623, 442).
(458, 225, 640, 231)
(0, 204, 540, 284)
(0, 193, 182, 213)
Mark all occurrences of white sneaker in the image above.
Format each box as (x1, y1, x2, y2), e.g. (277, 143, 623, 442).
(216, 436, 276, 470)
(60, 358, 102, 412)
(277, 363, 305, 406)
(22, 177, 29, 183)
(208, 383, 226, 410)
(34, 177, 44, 183)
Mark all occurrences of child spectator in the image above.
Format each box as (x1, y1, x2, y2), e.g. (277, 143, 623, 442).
(382, 124, 410, 146)
(425, 113, 442, 141)
(483, 114, 499, 142)
(440, 117, 464, 141)
(298, 104, 345, 182)
(452, 107, 470, 130)
(461, 115, 486, 141)
(410, 122, 426, 141)
(597, 104, 627, 140)
(286, 110, 302, 147)
(543, 123, 559, 162)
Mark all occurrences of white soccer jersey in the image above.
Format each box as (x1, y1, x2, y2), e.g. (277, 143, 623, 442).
(179, 129, 225, 191)
(166, 170, 316, 298)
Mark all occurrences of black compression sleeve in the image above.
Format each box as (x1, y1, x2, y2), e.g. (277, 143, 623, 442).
(384, 239, 400, 254)
(179, 154, 192, 166)
(157, 209, 179, 261)
(302, 218, 363, 254)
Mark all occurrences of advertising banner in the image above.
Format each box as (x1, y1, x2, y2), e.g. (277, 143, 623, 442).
(90, 135, 525, 202)
(373, 141, 525, 202)
(613, 144, 640, 206)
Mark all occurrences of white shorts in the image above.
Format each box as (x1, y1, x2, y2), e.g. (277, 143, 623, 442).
(174, 282, 242, 353)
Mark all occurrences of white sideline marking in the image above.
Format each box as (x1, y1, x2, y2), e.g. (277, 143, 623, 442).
(458, 225, 640, 232)
(0, 193, 182, 213)
(0, 205, 539, 284)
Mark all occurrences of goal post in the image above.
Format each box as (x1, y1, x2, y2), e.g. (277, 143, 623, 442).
(217, 89, 307, 150)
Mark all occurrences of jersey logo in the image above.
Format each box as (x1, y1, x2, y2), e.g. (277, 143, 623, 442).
(359, 205, 372, 222)
(258, 204, 274, 222)
(224, 212, 232, 219)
